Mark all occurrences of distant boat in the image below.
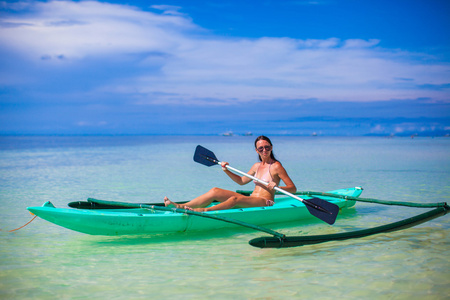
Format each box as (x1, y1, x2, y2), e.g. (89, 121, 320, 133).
(222, 131, 234, 136)
(312, 132, 317, 136)
(244, 132, 253, 136)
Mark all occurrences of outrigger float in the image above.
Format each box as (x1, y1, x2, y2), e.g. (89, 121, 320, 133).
(26, 145, 449, 248)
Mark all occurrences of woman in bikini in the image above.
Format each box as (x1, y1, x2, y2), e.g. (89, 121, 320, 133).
(164, 135, 297, 212)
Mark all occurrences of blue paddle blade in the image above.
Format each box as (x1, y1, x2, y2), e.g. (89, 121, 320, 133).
(303, 197, 339, 225)
(194, 145, 219, 167)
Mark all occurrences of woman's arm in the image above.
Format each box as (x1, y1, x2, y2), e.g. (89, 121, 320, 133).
(272, 162, 297, 193)
(221, 162, 255, 186)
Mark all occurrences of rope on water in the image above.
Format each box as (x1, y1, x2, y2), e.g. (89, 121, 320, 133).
(2, 215, 38, 233)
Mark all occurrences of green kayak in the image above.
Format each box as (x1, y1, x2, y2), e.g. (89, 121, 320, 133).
(27, 187, 363, 236)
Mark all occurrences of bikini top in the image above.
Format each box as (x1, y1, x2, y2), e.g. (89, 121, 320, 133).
(253, 162, 273, 184)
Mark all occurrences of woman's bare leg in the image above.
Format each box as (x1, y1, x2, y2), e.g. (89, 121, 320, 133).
(192, 195, 267, 212)
(164, 187, 241, 209)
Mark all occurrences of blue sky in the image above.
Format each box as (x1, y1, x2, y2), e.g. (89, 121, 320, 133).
(1, 0, 449, 136)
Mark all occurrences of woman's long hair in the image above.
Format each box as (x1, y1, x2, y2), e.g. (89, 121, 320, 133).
(254, 135, 277, 162)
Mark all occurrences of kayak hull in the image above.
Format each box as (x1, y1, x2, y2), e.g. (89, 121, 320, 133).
(27, 187, 362, 236)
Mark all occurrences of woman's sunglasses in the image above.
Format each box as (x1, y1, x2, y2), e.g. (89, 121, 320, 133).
(256, 145, 272, 153)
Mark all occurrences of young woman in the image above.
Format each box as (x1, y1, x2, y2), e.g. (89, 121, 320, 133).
(164, 135, 297, 212)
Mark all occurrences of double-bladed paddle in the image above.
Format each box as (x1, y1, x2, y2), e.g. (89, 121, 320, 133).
(193, 145, 339, 225)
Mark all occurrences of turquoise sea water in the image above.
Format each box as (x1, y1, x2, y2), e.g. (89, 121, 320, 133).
(0, 136, 449, 299)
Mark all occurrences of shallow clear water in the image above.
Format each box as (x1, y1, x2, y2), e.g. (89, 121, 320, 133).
(1, 136, 449, 299)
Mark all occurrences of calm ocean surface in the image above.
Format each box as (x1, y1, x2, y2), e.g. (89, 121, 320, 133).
(0, 135, 449, 299)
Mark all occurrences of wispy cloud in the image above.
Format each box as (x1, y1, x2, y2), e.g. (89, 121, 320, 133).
(292, 1, 330, 6)
(150, 5, 185, 16)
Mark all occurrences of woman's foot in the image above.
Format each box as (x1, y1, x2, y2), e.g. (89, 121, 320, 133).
(164, 197, 177, 208)
(186, 206, 208, 212)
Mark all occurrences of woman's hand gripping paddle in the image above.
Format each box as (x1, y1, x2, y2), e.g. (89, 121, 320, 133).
(193, 145, 339, 225)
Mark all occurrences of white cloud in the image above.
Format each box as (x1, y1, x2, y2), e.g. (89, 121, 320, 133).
(0, 1, 197, 60)
(1, 1, 449, 104)
(343, 39, 380, 48)
(150, 5, 185, 16)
